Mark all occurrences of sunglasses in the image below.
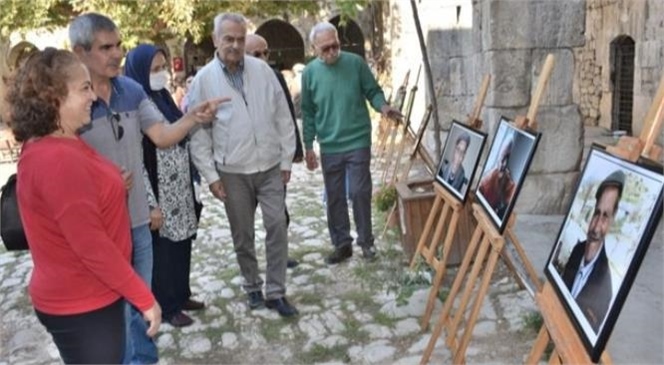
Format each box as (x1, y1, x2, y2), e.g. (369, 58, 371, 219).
(319, 43, 340, 54)
(252, 49, 270, 58)
(108, 111, 124, 141)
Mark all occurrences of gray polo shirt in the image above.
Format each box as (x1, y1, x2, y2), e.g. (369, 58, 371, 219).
(79, 76, 161, 228)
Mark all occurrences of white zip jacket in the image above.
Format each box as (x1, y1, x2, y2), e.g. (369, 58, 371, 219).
(188, 55, 295, 184)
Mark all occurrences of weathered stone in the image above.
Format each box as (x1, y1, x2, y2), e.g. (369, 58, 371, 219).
(394, 318, 420, 336)
(515, 171, 579, 214)
(529, 105, 584, 173)
(497, 290, 539, 330)
(482, 0, 585, 50)
(484, 50, 531, 108)
(221, 332, 239, 350)
(361, 323, 393, 339)
(349, 340, 396, 364)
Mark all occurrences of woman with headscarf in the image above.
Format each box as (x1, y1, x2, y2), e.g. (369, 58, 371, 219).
(124, 44, 204, 328)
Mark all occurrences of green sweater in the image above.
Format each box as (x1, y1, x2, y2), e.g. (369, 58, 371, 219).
(301, 51, 386, 154)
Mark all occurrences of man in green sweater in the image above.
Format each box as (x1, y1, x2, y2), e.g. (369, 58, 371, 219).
(302, 22, 402, 265)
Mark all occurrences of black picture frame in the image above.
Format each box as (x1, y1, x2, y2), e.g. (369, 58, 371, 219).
(434, 120, 487, 203)
(475, 116, 541, 234)
(544, 146, 664, 362)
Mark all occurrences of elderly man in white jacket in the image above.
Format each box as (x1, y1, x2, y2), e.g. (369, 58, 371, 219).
(188, 12, 297, 317)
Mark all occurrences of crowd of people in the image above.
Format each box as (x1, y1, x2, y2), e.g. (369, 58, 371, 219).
(3, 10, 400, 364)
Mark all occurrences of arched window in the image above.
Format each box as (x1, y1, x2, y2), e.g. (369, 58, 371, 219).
(328, 16, 365, 60)
(256, 19, 305, 70)
(610, 35, 635, 135)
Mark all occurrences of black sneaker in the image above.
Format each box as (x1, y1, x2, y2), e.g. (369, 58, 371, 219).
(287, 257, 300, 269)
(325, 245, 353, 265)
(247, 291, 264, 310)
(362, 246, 377, 261)
(265, 297, 299, 317)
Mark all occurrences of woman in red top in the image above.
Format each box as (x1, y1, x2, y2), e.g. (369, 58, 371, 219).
(4, 48, 161, 364)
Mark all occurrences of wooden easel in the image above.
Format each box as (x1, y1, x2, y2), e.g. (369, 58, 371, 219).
(419, 54, 556, 365)
(379, 80, 446, 239)
(376, 70, 411, 155)
(526, 71, 664, 365)
(379, 104, 433, 239)
(406, 75, 489, 328)
(380, 67, 422, 180)
(383, 80, 442, 186)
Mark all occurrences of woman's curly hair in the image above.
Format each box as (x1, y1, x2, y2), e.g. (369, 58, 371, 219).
(4, 48, 80, 142)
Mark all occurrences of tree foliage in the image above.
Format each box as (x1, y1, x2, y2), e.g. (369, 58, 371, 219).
(1, 0, 366, 45)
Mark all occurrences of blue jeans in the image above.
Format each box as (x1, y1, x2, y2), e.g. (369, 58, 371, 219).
(320, 147, 374, 249)
(123, 224, 158, 364)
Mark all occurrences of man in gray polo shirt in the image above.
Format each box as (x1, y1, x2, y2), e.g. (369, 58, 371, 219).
(69, 13, 225, 364)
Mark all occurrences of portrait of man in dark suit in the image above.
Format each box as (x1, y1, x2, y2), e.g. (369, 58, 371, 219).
(438, 132, 471, 192)
(561, 170, 624, 333)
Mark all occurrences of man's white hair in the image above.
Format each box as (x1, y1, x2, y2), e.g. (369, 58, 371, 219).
(213, 13, 246, 36)
(309, 22, 338, 44)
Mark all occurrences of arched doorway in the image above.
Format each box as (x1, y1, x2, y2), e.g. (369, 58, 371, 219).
(183, 36, 215, 76)
(610, 35, 635, 135)
(256, 19, 304, 70)
(328, 16, 365, 60)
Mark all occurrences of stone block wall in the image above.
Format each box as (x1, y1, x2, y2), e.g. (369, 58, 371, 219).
(387, 0, 586, 214)
(575, 0, 663, 142)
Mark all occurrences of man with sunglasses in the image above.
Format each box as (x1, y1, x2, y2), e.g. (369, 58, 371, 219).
(245, 33, 303, 269)
(302, 22, 402, 265)
(69, 13, 225, 364)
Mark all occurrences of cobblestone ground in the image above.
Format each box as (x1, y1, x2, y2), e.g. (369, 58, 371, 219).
(0, 159, 541, 364)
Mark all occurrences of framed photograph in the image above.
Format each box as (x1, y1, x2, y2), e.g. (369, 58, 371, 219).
(475, 116, 541, 233)
(434, 120, 487, 203)
(544, 146, 664, 362)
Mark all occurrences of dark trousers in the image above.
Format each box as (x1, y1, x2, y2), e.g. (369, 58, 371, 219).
(152, 235, 193, 320)
(320, 147, 374, 248)
(35, 299, 125, 364)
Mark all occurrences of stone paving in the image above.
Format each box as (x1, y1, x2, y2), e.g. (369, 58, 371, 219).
(0, 161, 543, 364)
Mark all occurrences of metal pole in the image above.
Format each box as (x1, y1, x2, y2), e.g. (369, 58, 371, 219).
(410, 0, 441, 157)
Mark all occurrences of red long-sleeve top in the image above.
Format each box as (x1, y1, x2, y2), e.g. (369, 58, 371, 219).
(17, 136, 154, 315)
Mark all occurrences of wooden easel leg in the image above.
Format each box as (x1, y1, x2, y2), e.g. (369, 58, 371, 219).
(380, 202, 397, 240)
(447, 235, 492, 350)
(526, 326, 551, 364)
(419, 225, 483, 364)
(410, 196, 443, 269)
(421, 206, 463, 329)
(454, 246, 503, 364)
(548, 350, 563, 365)
(421, 258, 447, 331)
(376, 119, 394, 158)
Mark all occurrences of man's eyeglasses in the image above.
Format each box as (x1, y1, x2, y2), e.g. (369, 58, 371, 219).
(319, 43, 340, 54)
(108, 111, 124, 141)
(252, 49, 270, 59)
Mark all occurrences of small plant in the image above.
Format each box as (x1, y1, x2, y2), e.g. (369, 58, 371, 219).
(374, 185, 397, 211)
(521, 310, 543, 333)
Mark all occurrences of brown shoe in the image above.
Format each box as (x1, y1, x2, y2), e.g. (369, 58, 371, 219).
(182, 299, 205, 311)
(168, 312, 194, 327)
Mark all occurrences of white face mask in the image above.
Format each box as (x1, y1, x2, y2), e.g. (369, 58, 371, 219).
(149, 70, 169, 91)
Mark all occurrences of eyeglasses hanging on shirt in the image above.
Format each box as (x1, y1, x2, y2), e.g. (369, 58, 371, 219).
(108, 110, 124, 141)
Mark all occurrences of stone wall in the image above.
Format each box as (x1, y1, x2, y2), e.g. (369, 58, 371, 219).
(387, 0, 586, 214)
(575, 0, 663, 140)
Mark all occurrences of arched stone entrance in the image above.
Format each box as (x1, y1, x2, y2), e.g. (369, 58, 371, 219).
(328, 16, 365, 60)
(183, 37, 215, 76)
(610, 35, 635, 135)
(256, 19, 304, 70)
